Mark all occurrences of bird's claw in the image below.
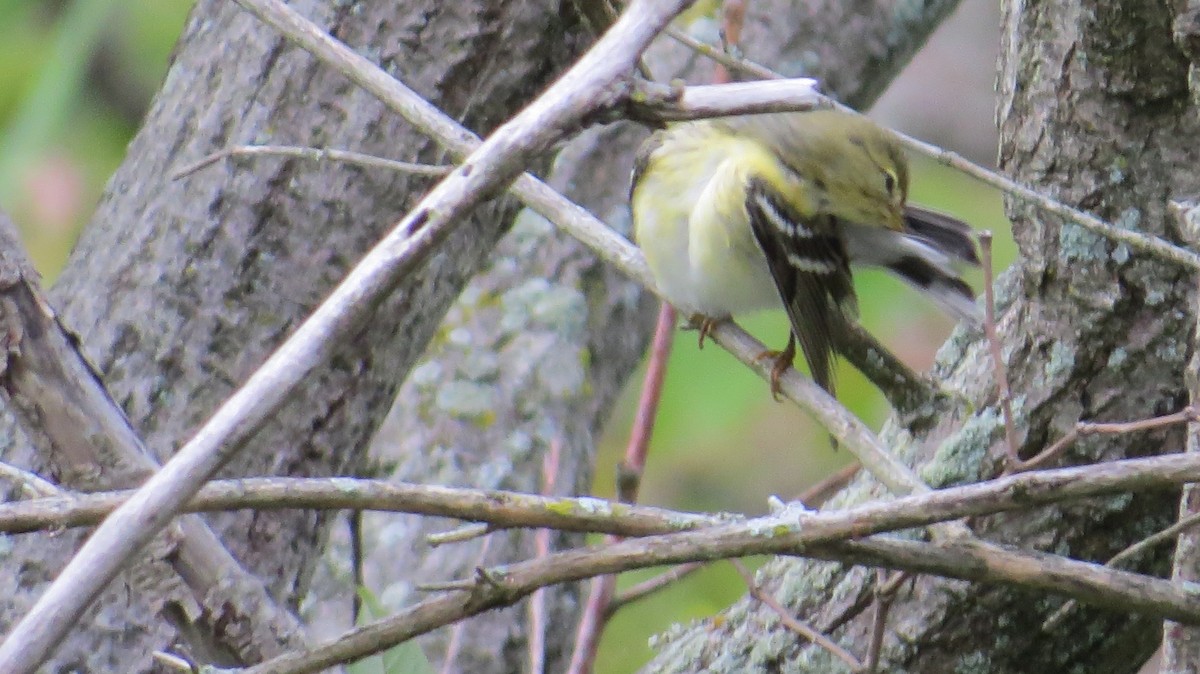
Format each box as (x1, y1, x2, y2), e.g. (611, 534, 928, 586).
(685, 314, 723, 349)
(754, 335, 796, 401)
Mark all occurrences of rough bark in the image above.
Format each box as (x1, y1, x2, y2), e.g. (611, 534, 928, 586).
(0, 1, 588, 670)
(644, 0, 1200, 672)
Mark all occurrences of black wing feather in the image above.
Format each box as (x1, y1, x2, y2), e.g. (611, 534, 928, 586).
(903, 205, 980, 266)
(745, 178, 856, 396)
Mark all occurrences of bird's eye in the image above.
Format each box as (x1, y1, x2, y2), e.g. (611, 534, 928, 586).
(883, 170, 897, 196)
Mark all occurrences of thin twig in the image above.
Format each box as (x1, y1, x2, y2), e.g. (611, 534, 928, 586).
(566, 575, 614, 674)
(171, 144, 453, 180)
(604, 562, 706, 617)
(714, 0, 746, 84)
(618, 304, 676, 504)
(1110, 511, 1200, 569)
(731, 559, 864, 671)
(665, 27, 778, 81)
(350, 510, 363, 625)
(5, 454, 1200, 540)
(416, 579, 475, 592)
(864, 570, 903, 672)
(0, 462, 60, 498)
(1016, 405, 1198, 472)
(427, 523, 492, 547)
(798, 462, 861, 508)
(528, 440, 562, 674)
(877, 571, 910, 596)
(440, 536, 492, 674)
(979, 231, 1020, 467)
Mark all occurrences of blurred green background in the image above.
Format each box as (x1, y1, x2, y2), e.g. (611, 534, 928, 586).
(0, 1, 193, 279)
(0, 1, 1013, 673)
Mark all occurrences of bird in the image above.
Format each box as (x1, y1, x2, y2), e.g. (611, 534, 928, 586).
(630, 109, 980, 400)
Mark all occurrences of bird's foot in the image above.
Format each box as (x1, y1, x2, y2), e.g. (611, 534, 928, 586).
(684, 314, 725, 349)
(754, 334, 796, 401)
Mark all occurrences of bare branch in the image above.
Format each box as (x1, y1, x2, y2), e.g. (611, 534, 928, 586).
(427, 524, 492, 547)
(1017, 406, 1198, 472)
(798, 462, 862, 508)
(527, 441, 561, 674)
(664, 26, 779, 81)
(605, 562, 706, 616)
(0, 461, 59, 498)
(171, 144, 452, 180)
(864, 570, 901, 673)
(440, 537, 494, 674)
(979, 231, 1020, 466)
(0, 452, 1198, 546)
(627, 77, 823, 122)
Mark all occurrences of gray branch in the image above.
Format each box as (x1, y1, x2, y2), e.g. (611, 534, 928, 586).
(0, 452, 1198, 538)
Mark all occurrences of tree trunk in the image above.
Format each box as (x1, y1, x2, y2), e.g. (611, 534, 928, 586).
(644, 0, 1200, 672)
(0, 1, 589, 670)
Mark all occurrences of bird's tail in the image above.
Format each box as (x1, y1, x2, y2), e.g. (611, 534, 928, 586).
(842, 206, 981, 324)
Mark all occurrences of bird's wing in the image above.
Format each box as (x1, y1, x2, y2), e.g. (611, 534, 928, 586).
(628, 131, 665, 202)
(744, 177, 856, 396)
